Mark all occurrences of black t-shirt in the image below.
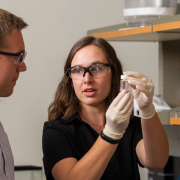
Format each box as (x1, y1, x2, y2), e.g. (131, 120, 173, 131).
(42, 113, 144, 180)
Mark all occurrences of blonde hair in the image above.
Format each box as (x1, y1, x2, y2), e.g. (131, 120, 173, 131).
(0, 8, 28, 49)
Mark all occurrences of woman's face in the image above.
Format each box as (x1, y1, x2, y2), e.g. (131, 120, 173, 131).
(71, 45, 112, 108)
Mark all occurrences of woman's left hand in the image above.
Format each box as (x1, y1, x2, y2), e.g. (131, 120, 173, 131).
(123, 71, 155, 119)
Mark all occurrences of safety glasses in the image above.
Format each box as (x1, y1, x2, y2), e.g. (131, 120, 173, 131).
(67, 63, 111, 80)
(0, 50, 27, 66)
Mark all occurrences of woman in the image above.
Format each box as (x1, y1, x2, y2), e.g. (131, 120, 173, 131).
(43, 36, 169, 180)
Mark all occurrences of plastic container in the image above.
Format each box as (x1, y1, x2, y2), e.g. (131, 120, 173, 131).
(170, 110, 180, 125)
(123, 0, 178, 27)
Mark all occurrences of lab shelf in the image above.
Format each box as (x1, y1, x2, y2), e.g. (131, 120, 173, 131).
(87, 24, 153, 41)
(153, 14, 180, 32)
(87, 14, 180, 42)
(87, 8, 180, 127)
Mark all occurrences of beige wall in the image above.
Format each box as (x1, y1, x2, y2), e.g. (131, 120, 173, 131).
(0, 1, 159, 179)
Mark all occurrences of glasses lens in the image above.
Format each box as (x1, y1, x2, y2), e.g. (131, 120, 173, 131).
(19, 51, 26, 65)
(10, 56, 19, 65)
(70, 67, 84, 80)
(69, 64, 111, 80)
(19, 54, 23, 63)
(89, 64, 110, 78)
(10, 51, 26, 66)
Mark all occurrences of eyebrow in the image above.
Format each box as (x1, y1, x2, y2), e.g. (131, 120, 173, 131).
(73, 61, 103, 67)
(17, 50, 25, 54)
(13, 49, 25, 54)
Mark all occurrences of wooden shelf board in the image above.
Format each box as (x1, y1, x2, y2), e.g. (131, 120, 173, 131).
(87, 14, 180, 42)
(153, 21, 180, 32)
(87, 23, 127, 35)
(88, 26, 151, 40)
(88, 32, 180, 42)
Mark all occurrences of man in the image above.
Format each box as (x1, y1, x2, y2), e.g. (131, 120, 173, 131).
(0, 8, 28, 179)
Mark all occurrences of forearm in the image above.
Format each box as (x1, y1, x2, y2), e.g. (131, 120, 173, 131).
(67, 136, 118, 180)
(141, 112, 169, 169)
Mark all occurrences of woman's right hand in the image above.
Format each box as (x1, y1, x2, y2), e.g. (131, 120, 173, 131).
(104, 91, 134, 140)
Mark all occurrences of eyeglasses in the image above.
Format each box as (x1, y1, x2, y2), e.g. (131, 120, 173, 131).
(67, 63, 111, 80)
(0, 50, 27, 66)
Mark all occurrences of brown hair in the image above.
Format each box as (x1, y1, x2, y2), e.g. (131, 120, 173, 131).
(0, 8, 28, 49)
(48, 36, 133, 121)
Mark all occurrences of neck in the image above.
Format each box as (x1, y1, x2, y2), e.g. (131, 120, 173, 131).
(79, 102, 107, 125)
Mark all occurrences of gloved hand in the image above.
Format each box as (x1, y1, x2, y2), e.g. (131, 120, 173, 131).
(123, 71, 155, 119)
(104, 91, 134, 140)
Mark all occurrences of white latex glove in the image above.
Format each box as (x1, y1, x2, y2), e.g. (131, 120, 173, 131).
(104, 91, 134, 140)
(123, 71, 155, 119)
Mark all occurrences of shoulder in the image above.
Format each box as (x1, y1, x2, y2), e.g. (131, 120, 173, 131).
(0, 121, 4, 130)
(43, 119, 61, 130)
(43, 113, 81, 134)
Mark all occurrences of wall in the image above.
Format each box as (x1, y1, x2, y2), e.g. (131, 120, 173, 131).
(0, 1, 159, 179)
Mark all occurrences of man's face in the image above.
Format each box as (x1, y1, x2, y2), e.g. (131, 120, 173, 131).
(0, 30, 27, 97)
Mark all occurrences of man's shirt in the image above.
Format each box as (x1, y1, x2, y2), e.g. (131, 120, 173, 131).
(0, 122, 14, 180)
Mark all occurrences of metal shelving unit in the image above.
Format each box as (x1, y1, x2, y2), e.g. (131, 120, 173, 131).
(87, 7, 180, 156)
(87, 13, 180, 125)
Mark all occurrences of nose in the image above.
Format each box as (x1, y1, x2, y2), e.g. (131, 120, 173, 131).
(17, 62, 27, 72)
(83, 71, 93, 84)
